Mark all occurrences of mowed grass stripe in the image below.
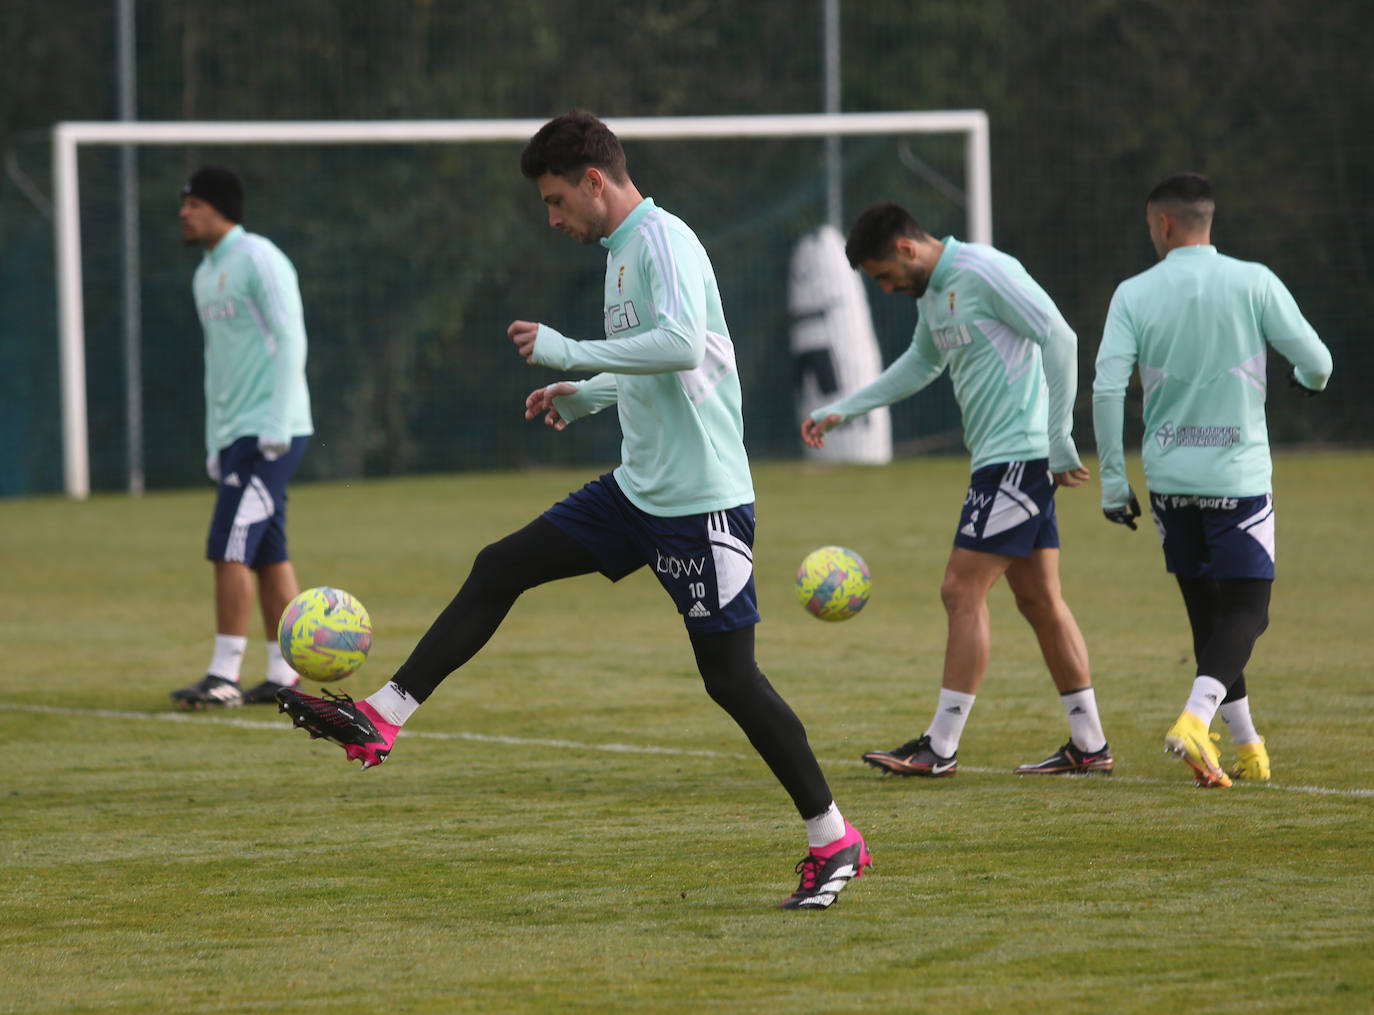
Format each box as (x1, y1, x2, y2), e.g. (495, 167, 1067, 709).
(6, 700, 1370, 799)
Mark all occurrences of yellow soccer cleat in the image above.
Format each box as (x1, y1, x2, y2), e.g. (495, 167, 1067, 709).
(1164, 710, 1233, 788)
(1231, 737, 1271, 781)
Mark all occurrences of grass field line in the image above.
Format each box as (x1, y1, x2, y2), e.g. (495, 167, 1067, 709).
(6, 700, 1372, 799)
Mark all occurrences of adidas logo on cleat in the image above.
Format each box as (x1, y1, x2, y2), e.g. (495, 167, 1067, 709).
(687, 601, 711, 619)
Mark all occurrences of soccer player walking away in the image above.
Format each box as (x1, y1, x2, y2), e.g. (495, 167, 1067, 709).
(803, 202, 1112, 779)
(278, 111, 871, 910)
(1093, 172, 1332, 788)
(170, 166, 313, 710)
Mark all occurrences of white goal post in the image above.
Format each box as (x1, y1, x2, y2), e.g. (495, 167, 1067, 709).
(51, 110, 991, 498)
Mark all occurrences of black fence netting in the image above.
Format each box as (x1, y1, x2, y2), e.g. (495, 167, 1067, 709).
(2, 0, 1368, 495)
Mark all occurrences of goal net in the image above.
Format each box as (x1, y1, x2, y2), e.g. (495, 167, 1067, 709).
(51, 112, 990, 497)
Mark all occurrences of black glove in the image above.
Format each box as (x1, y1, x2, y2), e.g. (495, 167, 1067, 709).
(1104, 490, 1141, 530)
(1288, 367, 1320, 397)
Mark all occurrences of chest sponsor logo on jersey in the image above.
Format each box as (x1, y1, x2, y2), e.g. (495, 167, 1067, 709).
(931, 323, 974, 352)
(655, 549, 706, 580)
(1154, 421, 1241, 451)
(198, 299, 238, 323)
(605, 300, 642, 336)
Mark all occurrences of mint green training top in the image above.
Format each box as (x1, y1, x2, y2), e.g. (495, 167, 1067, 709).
(193, 225, 314, 456)
(1092, 244, 1332, 506)
(813, 237, 1084, 474)
(532, 198, 755, 517)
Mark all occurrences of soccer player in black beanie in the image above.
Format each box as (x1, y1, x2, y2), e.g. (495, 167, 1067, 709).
(182, 165, 244, 225)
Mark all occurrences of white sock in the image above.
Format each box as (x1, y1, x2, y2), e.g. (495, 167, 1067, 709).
(1219, 697, 1261, 745)
(265, 641, 298, 686)
(207, 634, 247, 682)
(1061, 687, 1107, 753)
(804, 801, 846, 849)
(926, 688, 976, 757)
(365, 681, 421, 727)
(1184, 676, 1228, 727)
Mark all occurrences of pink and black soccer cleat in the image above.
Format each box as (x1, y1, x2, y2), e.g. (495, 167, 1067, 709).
(276, 687, 399, 769)
(778, 821, 873, 910)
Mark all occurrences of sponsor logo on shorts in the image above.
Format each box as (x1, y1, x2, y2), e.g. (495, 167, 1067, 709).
(1154, 421, 1241, 451)
(1157, 495, 1240, 510)
(655, 550, 706, 580)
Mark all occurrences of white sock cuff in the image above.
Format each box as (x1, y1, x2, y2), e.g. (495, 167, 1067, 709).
(804, 801, 846, 849)
(1061, 686, 1107, 753)
(937, 688, 977, 711)
(1185, 676, 1228, 726)
(1060, 687, 1096, 708)
(1219, 697, 1261, 745)
(366, 681, 421, 727)
(208, 634, 248, 681)
(927, 688, 976, 757)
(265, 641, 298, 686)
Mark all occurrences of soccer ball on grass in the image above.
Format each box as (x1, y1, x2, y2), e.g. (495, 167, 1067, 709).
(796, 546, 871, 622)
(277, 586, 373, 681)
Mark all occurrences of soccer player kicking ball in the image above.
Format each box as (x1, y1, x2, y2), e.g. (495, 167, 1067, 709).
(1093, 172, 1332, 787)
(278, 111, 870, 910)
(804, 202, 1110, 780)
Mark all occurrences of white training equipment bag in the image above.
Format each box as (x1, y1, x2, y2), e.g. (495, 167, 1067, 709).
(789, 225, 893, 464)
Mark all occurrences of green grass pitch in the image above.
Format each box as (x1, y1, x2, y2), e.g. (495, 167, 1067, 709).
(1, 452, 1370, 1013)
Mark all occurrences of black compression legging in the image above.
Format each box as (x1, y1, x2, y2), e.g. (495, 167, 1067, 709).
(1176, 576, 1272, 702)
(389, 515, 834, 820)
(389, 516, 603, 700)
(688, 625, 834, 820)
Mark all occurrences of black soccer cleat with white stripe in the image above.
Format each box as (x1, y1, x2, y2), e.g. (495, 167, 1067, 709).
(170, 674, 243, 709)
(778, 821, 873, 910)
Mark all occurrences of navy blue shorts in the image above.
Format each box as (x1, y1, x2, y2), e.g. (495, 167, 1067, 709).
(952, 459, 1060, 557)
(542, 473, 760, 632)
(205, 436, 307, 567)
(1148, 492, 1276, 581)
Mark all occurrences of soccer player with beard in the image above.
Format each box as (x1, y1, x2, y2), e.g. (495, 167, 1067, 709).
(279, 111, 870, 910)
(804, 201, 1111, 780)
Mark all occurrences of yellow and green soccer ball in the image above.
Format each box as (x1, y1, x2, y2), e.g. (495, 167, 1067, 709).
(796, 546, 871, 622)
(277, 586, 373, 681)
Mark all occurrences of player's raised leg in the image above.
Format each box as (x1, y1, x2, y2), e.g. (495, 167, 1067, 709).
(278, 516, 601, 766)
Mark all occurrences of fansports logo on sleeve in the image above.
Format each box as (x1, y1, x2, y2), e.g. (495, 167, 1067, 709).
(1154, 421, 1241, 451)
